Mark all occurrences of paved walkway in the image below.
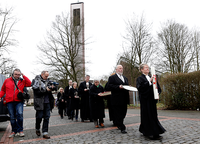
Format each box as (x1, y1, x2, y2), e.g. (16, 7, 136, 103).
(0, 106, 200, 144)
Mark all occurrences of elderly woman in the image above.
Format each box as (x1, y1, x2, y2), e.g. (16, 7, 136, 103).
(89, 80, 105, 128)
(57, 87, 65, 119)
(68, 82, 80, 121)
(136, 64, 166, 140)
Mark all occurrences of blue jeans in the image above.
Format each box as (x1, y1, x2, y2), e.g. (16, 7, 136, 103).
(35, 103, 51, 134)
(7, 102, 24, 133)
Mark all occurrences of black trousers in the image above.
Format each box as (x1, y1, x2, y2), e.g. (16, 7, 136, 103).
(35, 103, 50, 133)
(113, 104, 127, 131)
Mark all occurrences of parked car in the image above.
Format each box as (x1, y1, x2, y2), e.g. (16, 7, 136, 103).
(0, 74, 10, 122)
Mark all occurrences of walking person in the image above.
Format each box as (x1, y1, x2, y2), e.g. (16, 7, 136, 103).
(68, 82, 80, 121)
(78, 75, 93, 122)
(0, 69, 31, 137)
(107, 65, 130, 134)
(32, 70, 56, 139)
(64, 80, 73, 119)
(89, 80, 105, 128)
(136, 64, 166, 140)
(57, 87, 65, 119)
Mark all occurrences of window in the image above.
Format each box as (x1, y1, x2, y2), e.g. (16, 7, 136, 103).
(73, 9, 80, 26)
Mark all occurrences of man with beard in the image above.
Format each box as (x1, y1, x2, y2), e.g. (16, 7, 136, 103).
(107, 65, 130, 134)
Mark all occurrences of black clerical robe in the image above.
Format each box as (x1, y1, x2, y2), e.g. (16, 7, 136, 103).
(78, 81, 92, 120)
(136, 74, 166, 136)
(89, 84, 105, 120)
(107, 74, 130, 131)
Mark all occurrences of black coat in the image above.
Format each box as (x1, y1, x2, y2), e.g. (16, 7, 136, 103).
(107, 74, 130, 105)
(104, 82, 114, 121)
(32, 75, 55, 111)
(136, 74, 166, 136)
(78, 81, 92, 120)
(64, 85, 72, 101)
(57, 92, 65, 109)
(89, 84, 105, 120)
(69, 88, 80, 109)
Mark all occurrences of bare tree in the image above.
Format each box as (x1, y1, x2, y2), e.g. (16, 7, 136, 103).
(0, 57, 16, 77)
(157, 20, 195, 73)
(0, 7, 18, 51)
(0, 7, 18, 76)
(192, 29, 200, 71)
(119, 14, 154, 85)
(37, 13, 85, 84)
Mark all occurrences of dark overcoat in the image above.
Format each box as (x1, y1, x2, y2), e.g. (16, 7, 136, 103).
(57, 92, 65, 109)
(104, 82, 114, 121)
(107, 74, 130, 106)
(32, 75, 55, 111)
(69, 88, 80, 110)
(78, 81, 92, 120)
(89, 84, 105, 120)
(136, 74, 166, 136)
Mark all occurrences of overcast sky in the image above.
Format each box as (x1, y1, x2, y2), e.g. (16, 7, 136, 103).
(1, 0, 200, 80)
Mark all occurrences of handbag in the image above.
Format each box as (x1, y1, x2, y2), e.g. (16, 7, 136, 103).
(13, 78, 30, 100)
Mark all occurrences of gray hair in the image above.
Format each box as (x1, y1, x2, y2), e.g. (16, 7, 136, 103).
(72, 81, 77, 86)
(13, 68, 21, 75)
(41, 71, 48, 75)
(93, 79, 100, 83)
(116, 65, 123, 70)
(68, 80, 72, 82)
(139, 64, 148, 72)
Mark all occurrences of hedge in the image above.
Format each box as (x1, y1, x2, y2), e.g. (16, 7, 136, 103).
(160, 71, 200, 110)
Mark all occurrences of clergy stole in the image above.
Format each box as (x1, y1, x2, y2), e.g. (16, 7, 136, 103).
(151, 67, 159, 99)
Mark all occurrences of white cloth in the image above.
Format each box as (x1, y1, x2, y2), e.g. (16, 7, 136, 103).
(117, 73, 125, 83)
(144, 74, 152, 85)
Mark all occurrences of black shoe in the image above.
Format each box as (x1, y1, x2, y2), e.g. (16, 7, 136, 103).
(121, 130, 127, 134)
(68, 116, 71, 120)
(90, 120, 93, 122)
(64, 113, 67, 116)
(61, 116, 63, 119)
(36, 130, 41, 136)
(149, 135, 163, 140)
(43, 134, 50, 139)
(81, 119, 84, 122)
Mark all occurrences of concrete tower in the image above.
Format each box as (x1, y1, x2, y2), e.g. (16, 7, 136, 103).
(70, 2, 85, 81)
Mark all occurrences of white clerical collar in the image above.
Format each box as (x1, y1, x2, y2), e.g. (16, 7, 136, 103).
(117, 73, 124, 83)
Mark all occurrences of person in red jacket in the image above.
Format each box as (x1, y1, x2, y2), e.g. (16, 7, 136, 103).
(0, 69, 31, 138)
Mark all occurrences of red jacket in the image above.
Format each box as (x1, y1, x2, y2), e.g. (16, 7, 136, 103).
(0, 75, 31, 103)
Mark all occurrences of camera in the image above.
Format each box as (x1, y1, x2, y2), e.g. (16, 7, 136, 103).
(47, 80, 59, 91)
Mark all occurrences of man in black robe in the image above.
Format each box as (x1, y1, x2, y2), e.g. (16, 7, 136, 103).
(136, 64, 166, 140)
(64, 80, 73, 119)
(107, 65, 130, 134)
(78, 75, 92, 122)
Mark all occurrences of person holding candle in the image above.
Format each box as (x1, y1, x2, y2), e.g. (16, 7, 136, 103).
(78, 75, 93, 122)
(68, 82, 80, 121)
(136, 64, 166, 140)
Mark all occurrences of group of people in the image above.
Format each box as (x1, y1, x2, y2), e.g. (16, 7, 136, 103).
(0, 63, 166, 140)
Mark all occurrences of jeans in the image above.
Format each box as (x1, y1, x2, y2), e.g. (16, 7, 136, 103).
(7, 102, 24, 133)
(35, 103, 51, 134)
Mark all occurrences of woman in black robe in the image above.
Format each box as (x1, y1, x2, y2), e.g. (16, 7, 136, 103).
(89, 80, 105, 128)
(57, 87, 65, 119)
(136, 64, 166, 140)
(69, 82, 80, 121)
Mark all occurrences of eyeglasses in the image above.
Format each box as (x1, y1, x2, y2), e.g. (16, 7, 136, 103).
(14, 74, 21, 76)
